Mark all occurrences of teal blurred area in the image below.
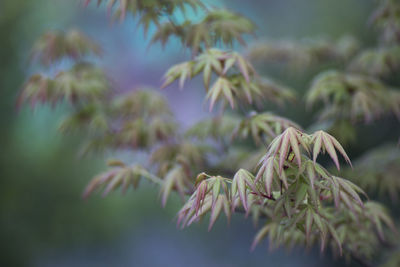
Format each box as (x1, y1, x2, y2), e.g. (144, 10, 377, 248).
(0, 0, 391, 266)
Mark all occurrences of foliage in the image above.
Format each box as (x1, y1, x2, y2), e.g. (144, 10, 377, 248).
(17, 0, 400, 266)
(247, 36, 359, 70)
(162, 48, 295, 110)
(30, 29, 101, 66)
(306, 70, 400, 123)
(344, 144, 400, 202)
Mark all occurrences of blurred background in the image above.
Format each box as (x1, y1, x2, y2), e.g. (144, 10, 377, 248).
(1, 0, 396, 266)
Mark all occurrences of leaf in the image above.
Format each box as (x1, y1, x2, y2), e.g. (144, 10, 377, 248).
(30, 29, 101, 66)
(206, 77, 236, 111)
(312, 212, 327, 251)
(327, 224, 342, 256)
(311, 131, 352, 170)
(232, 169, 257, 211)
(209, 195, 224, 231)
(251, 224, 271, 250)
(107, 159, 126, 167)
(334, 176, 365, 207)
(193, 180, 208, 214)
(208, 195, 231, 231)
(261, 156, 275, 197)
(83, 162, 162, 199)
(267, 127, 307, 173)
(294, 182, 308, 208)
(305, 207, 314, 244)
(161, 62, 194, 89)
(306, 161, 316, 189)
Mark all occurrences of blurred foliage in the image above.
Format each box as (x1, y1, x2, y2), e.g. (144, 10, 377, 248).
(29, 29, 101, 66)
(343, 144, 400, 202)
(4, 0, 400, 266)
(248, 35, 359, 71)
(162, 48, 295, 111)
(0, 1, 177, 266)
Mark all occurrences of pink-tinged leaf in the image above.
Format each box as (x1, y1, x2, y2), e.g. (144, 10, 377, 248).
(179, 68, 190, 89)
(102, 174, 122, 197)
(206, 79, 222, 111)
(221, 80, 235, 109)
(329, 177, 340, 208)
(264, 156, 275, 197)
(240, 169, 258, 194)
(231, 177, 238, 200)
(339, 191, 357, 215)
(327, 224, 342, 256)
(223, 57, 236, 74)
(322, 133, 340, 170)
(233, 171, 248, 211)
(335, 177, 364, 207)
(210, 57, 223, 74)
(289, 129, 302, 167)
(251, 224, 270, 251)
(329, 134, 352, 168)
(203, 63, 212, 90)
(242, 83, 253, 103)
(313, 163, 330, 179)
(269, 134, 283, 158)
(161, 170, 176, 207)
(121, 173, 131, 194)
(312, 132, 322, 164)
(209, 195, 224, 231)
(192, 180, 208, 214)
(278, 133, 290, 173)
(312, 213, 327, 251)
(188, 197, 212, 226)
(342, 179, 368, 199)
(177, 204, 195, 229)
(313, 131, 352, 170)
(275, 163, 288, 190)
(367, 202, 397, 236)
(82, 171, 115, 199)
(236, 55, 250, 82)
(212, 178, 221, 205)
(257, 121, 275, 138)
(306, 162, 316, 189)
(222, 196, 231, 224)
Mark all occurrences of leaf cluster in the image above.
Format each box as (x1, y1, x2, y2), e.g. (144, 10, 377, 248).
(30, 29, 101, 66)
(247, 36, 359, 70)
(177, 127, 395, 258)
(344, 144, 400, 202)
(306, 70, 400, 122)
(162, 48, 295, 111)
(370, 0, 400, 45)
(348, 46, 400, 78)
(18, 63, 109, 108)
(151, 9, 255, 54)
(85, 0, 204, 30)
(17, 1, 400, 264)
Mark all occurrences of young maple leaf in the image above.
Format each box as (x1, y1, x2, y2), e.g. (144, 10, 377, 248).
(82, 160, 162, 199)
(311, 130, 352, 170)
